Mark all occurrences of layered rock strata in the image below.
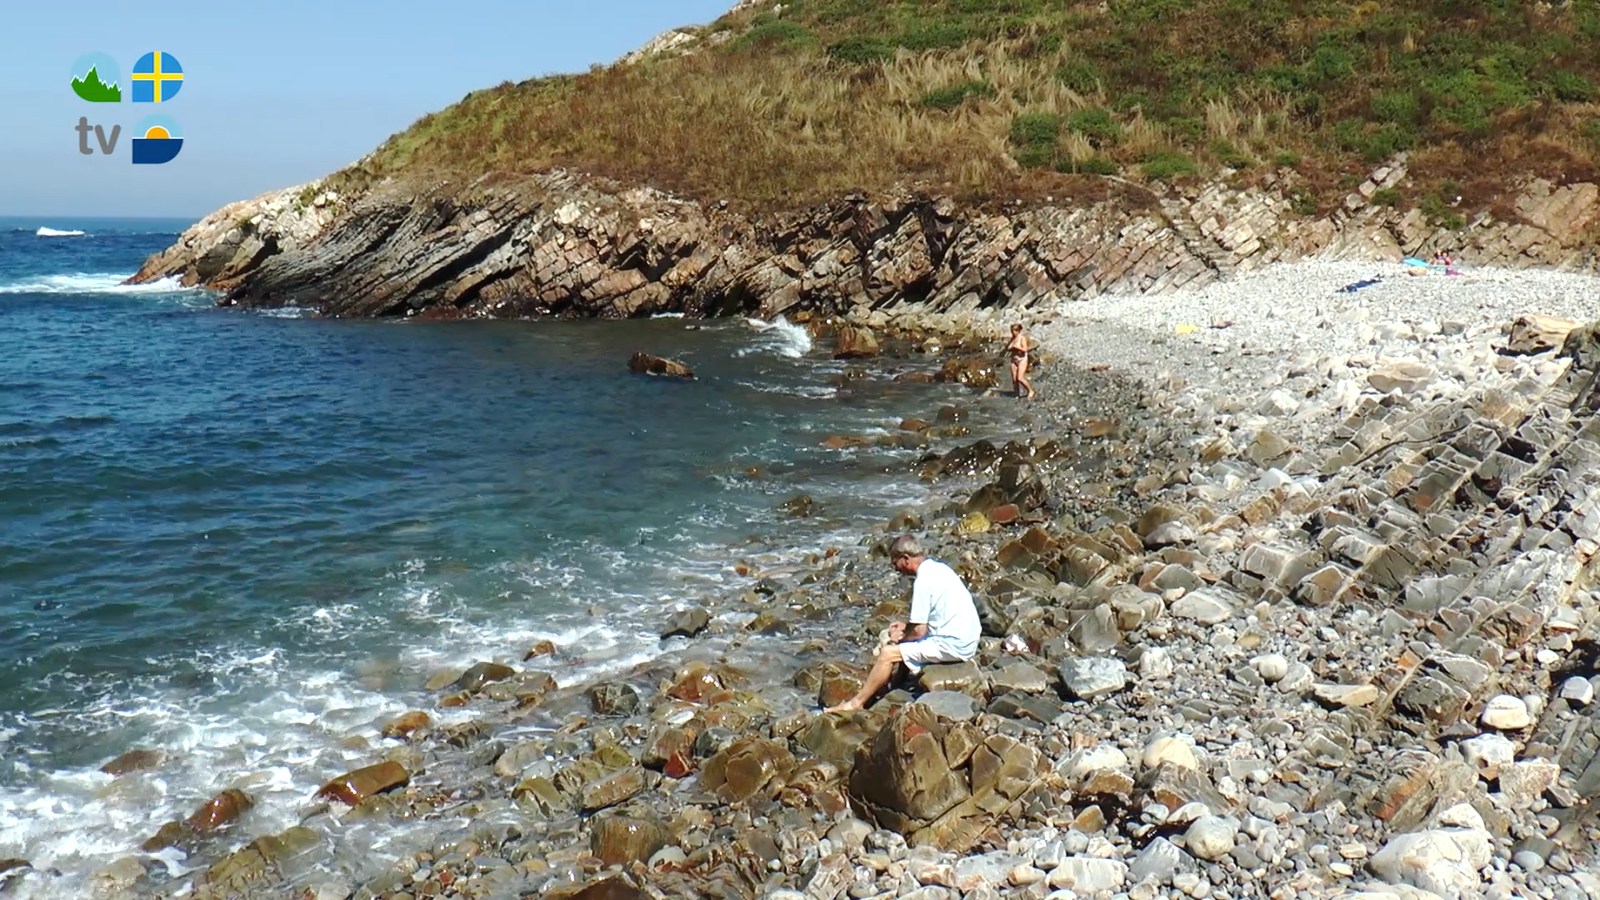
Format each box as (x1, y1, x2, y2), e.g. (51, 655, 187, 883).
(130, 165, 1600, 323)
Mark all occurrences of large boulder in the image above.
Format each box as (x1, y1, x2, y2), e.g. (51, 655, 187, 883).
(847, 702, 1048, 850)
(937, 357, 999, 391)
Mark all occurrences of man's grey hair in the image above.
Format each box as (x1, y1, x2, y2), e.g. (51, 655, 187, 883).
(890, 534, 922, 560)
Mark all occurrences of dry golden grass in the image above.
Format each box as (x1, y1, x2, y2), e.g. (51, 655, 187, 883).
(334, 0, 1600, 218)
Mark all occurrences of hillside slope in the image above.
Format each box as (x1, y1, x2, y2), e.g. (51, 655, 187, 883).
(340, 0, 1600, 217)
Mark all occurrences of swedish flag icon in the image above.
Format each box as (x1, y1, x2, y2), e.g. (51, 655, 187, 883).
(131, 51, 183, 103)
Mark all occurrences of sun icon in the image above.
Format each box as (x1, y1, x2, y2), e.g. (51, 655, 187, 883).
(144, 125, 171, 140)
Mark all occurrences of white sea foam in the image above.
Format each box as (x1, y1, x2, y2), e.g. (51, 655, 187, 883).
(739, 316, 813, 358)
(650, 312, 686, 319)
(0, 273, 195, 296)
(35, 227, 86, 237)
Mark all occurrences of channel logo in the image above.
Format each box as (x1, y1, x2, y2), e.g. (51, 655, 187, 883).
(71, 51, 188, 164)
(131, 115, 183, 164)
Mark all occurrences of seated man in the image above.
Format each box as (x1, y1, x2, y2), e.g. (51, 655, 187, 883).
(824, 534, 981, 713)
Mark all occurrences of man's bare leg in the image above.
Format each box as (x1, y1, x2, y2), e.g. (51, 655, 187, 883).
(824, 650, 901, 713)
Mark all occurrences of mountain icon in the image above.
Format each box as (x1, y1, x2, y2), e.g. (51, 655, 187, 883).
(70, 53, 122, 103)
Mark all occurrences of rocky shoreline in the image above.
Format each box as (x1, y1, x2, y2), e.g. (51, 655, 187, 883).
(23, 262, 1598, 900)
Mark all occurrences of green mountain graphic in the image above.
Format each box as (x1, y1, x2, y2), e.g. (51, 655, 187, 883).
(72, 66, 120, 102)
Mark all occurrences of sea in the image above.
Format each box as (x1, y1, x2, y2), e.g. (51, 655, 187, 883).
(0, 215, 997, 893)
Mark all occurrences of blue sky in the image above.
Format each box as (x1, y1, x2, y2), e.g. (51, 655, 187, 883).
(0, 0, 737, 219)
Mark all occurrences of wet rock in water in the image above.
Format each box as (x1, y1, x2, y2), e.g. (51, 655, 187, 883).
(316, 761, 409, 806)
(524, 638, 557, 659)
(665, 662, 734, 703)
(589, 682, 641, 716)
(187, 788, 253, 833)
(660, 606, 710, 638)
(700, 737, 796, 803)
(834, 325, 880, 359)
(380, 710, 431, 739)
(781, 493, 816, 517)
(141, 820, 191, 852)
(1058, 657, 1129, 700)
(452, 661, 516, 693)
(582, 766, 651, 811)
(100, 748, 166, 776)
(628, 351, 694, 378)
(937, 357, 999, 390)
(590, 815, 669, 868)
(190, 826, 318, 897)
(562, 878, 651, 900)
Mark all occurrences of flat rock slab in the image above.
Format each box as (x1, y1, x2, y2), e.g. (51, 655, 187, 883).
(1059, 657, 1129, 700)
(916, 690, 980, 722)
(1170, 589, 1236, 625)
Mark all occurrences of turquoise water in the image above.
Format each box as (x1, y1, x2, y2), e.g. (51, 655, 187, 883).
(0, 216, 974, 885)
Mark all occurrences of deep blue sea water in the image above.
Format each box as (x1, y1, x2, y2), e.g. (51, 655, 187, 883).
(0, 215, 981, 889)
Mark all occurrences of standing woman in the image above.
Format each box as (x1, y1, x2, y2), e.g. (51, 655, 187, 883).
(1006, 323, 1036, 399)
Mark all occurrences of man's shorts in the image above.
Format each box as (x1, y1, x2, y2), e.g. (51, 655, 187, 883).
(878, 632, 969, 673)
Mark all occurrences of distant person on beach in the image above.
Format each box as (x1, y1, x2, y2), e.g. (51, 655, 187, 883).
(823, 535, 980, 713)
(1431, 249, 1455, 266)
(1006, 323, 1036, 399)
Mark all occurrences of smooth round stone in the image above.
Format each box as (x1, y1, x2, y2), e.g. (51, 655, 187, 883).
(1185, 816, 1238, 861)
(1514, 850, 1546, 871)
(1252, 654, 1289, 684)
(1142, 735, 1198, 771)
(1481, 695, 1532, 730)
(1558, 676, 1594, 706)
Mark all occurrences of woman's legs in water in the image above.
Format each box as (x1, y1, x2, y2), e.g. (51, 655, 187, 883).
(1015, 357, 1036, 398)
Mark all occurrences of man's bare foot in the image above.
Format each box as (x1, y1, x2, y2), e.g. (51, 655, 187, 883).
(822, 700, 864, 714)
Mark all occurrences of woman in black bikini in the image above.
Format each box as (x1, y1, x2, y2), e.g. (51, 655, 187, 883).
(1006, 323, 1036, 399)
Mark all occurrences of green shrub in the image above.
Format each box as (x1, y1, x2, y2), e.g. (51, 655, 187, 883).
(1371, 187, 1402, 207)
(1362, 123, 1417, 162)
(1066, 107, 1121, 141)
(1370, 89, 1420, 124)
(1419, 192, 1466, 230)
(1010, 112, 1062, 168)
(1550, 70, 1597, 102)
(1583, 118, 1600, 148)
(732, 20, 814, 50)
(920, 80, 997, 109)
(1164, 116, 1205, 143)
(1010, 112, 1062, 146)
(1308, 44, 1355, 83)
(827, 36, 895, 64)
(1211, 141, 1251, 168)
(1057, 57, 1102, 94)
(1273, 149, 1302, 168)
(1142, 150, 1197, 179)
(899, 22, 975, 51)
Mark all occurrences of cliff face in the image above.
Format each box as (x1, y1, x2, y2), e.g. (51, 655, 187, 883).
(131, 164, 1600, 322)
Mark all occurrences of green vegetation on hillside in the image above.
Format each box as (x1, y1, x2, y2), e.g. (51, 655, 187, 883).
(345, 0, 1600, 216)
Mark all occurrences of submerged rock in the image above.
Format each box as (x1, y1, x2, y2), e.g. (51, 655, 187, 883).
(628, 352, 694, 378)
(316, 762, 409, 806)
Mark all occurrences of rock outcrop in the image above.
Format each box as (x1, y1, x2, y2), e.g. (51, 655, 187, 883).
(129, 163, 1600, 322)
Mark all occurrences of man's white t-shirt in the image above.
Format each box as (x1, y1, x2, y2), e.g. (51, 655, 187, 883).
(908, 559, 980, 659)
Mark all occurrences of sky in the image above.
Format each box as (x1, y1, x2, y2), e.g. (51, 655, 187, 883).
(0, 0, 737, 220)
